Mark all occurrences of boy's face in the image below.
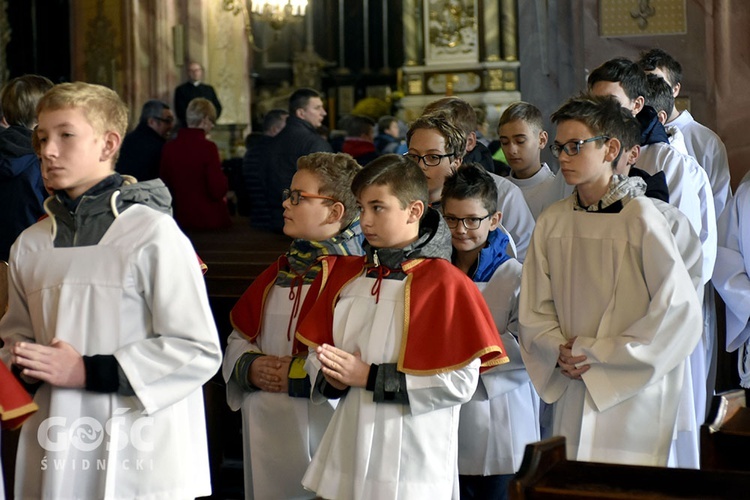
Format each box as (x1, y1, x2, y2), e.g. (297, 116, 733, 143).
(36, 107, 118, 200)
(498, 119, 547, 179)
(554, 120, 617, 188)
(357, 184, 422, 249)
(442, 197, 500, 256)
(407, 128, 461, 203)
(282, 169, 342, 241)
(590, 81, 644, 116)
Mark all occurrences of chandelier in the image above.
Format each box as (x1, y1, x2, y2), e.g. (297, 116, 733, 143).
(223, 0, 308, 50)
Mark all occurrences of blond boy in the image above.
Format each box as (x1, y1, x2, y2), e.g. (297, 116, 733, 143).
(0, 82, 222, 498)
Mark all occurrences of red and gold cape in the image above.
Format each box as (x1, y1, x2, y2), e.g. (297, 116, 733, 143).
(296, 255, 509, 375)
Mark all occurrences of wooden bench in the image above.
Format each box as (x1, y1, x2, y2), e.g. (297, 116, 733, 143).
(701, 388, 750, 471)
(510, 436, 750, 499)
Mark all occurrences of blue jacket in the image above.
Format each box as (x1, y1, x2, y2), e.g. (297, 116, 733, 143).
(461, 228, 511, 283)
(0, 126, 47, 261)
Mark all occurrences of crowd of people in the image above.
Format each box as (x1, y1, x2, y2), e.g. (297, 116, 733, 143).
(0, 46, 748, 500)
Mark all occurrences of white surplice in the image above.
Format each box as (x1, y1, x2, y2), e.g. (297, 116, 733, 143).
(302, 277, 480, 500)
(519, 195, 702, 466)
(458, 260, 540, 475)
(223, 284, 334, 500)
(0, 205, 222, 500)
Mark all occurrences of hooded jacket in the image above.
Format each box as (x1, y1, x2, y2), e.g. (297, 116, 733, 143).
(0, 125, 47, 261)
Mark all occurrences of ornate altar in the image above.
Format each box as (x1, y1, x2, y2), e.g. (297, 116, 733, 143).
(399, 0, 521, 122)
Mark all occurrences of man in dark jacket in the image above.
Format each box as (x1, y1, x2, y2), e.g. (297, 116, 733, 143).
(116, 100, 174, 181)
(265, 88, 332, 231)
(174, 62, 222, 128)
(0, 74, 53, 261)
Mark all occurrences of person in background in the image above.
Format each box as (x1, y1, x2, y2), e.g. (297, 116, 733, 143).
(174, 61, 222, 128)
(160, 97, 231, 230)
(266, 88, 332, 232)
(342, 114, 379, 166)
(374, 115, 405, 155)
(242, 108, 289, 229)
(0, 74, 54, 262)
(116, 99, 174, 181)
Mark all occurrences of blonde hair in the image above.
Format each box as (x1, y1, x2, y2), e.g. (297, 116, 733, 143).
(35, 82, 128, 139)
(186, 98, 217, 127)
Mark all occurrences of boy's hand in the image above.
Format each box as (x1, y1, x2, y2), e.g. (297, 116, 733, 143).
(558, 337, 589, 380)
(317, 343, 369, 389)
(12, 338, 86, 388)
(249, 355, 288, 393)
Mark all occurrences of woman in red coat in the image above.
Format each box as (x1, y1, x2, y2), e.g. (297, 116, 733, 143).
(160, 97, 231, 230)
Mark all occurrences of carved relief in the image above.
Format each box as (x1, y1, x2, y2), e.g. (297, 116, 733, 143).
(425, 0, 478, 64)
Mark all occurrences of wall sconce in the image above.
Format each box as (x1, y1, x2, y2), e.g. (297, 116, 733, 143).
(222, 0, 308, 51)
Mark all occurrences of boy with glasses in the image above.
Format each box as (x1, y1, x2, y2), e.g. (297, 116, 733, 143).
(405, 112, 525, 260)
(296, 154, 508, 499)
(223, 152, 363, 499)
(519, 94, 702, 467)
(417, 98, 536, 261)
(441, 163, 539, 500)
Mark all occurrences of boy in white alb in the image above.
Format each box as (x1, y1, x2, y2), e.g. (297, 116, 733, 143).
(714, 171, 750, 386)
(499, 101, 572, 219)
(441, 164, 539, 500)
(0, 82, 222, 499)
(297, 154, 509, 499)
(223, 152, 363, 499)
(638, 48, 732, 218)
(519, 94, 702, 466)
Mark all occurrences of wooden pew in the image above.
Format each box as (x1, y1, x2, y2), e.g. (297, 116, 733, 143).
(510, 436, 750, 499)
(701, 388, 750, 471)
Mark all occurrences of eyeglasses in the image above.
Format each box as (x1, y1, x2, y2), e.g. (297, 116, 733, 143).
(403, 152, 455, 167)
(153, 116, 174, 124)
(282, 189, 338, 205)
(549, 136, 610, 158)
(443, 214, 491, 230)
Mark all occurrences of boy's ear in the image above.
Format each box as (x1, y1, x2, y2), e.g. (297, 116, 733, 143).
(538, 130, 548, 149)
(672, 82, 681, 98)
(632, 96, 645, 115)
(325, 201, 345, 225)
(407, 200, 424, 223)
(489, 210, 502, 231)
(656, 109, 668, 125)
(99, 131, 122, 162)
(627, 144, 641, 166)
(603, 137, 621, 162)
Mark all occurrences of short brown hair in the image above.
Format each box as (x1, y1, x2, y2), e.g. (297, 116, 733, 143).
(499, 101, 544, 133)
(297, 152, 362, 228)
(422, 96, 477, 136)
(406, 112, 467, 161)
(35, 82, 128, 160)
(186, 98, 217, 127)
(1, 74, 54, 129)
(351, 154, 428, 213)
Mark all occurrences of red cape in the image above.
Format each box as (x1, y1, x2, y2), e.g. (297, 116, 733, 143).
(296, 256, 509, 375)
(229, 256, 315, 356)
(0, 363, 37, 430)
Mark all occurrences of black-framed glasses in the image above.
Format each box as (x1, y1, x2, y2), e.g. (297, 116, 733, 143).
(153, 116, 174, 124)
(403, 152, 455, 167)
(282, 189, 338, 206)
(549, 136, 610, 158)
(443, 214, 491, 230)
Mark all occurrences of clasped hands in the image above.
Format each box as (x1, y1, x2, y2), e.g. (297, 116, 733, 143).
(316, 343, 369, 391)
(558, 337, 590, 380)
(11, 338, 86, 388)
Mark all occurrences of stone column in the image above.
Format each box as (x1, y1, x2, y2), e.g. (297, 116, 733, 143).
(501, 0, 517, 61)
(483, 0, 501, 61)
(403, 0, 423, 66)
